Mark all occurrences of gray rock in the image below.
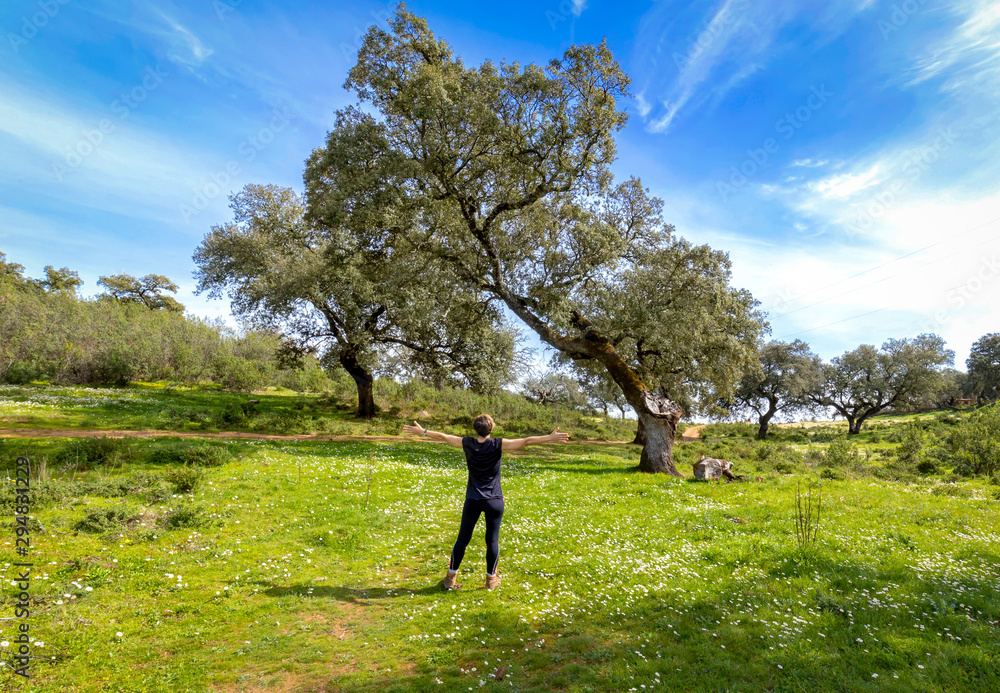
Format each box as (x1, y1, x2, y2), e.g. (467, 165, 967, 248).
(692, 455, 736, 481)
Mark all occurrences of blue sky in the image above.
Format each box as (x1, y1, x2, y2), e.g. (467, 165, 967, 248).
(2, 0, 999, 370)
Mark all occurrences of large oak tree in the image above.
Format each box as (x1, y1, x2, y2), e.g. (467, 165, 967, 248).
(810, 334, 954, 434)
(194, 184, 515, 417)
(730, 340, 824, 439)
(305, 7, 767, 473)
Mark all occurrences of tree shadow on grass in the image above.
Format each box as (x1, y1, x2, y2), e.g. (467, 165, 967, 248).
(252, 580, 450, 602)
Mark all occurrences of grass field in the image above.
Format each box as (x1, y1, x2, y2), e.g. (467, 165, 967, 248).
(1, 386, 998, 692)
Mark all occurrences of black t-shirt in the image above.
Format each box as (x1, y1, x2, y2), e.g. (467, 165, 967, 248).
(462, 436, 504, 500)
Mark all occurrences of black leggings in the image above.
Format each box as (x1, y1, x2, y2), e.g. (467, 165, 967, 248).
(449, 497, 504, 575)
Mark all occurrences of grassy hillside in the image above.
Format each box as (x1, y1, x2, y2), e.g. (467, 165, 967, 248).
(0, 380, 647, 442)
(1, 390, 998, 691)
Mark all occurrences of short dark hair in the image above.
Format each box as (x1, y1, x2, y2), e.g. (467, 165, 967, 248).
(473, 414, 494, 437)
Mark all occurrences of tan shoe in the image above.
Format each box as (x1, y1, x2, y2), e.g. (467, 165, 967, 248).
(485, 573, 501, 590)
(443, 572, 462, 590)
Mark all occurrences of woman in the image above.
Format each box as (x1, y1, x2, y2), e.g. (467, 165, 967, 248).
(402, 414, 570, 590)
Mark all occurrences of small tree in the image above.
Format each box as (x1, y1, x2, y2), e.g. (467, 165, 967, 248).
(810, 334, 954, 434)
(967, 333, 1000, 402)
(730, 340, 823, 439)
(949, 403, 1000, 476)
(98, 274, 185, 312)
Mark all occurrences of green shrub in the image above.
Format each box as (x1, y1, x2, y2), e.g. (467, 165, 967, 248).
(820, 468, 844, 480)
(162, 503, 210, 529)
(931, 484, 972, 498)
(916, 458, 940, 475)
(55, 436, 137, 471)
(181, 443, 234, 467)
(822, 437, 860, 468)
(74, 504, 141, 533)
(164, 465, 205, 493)
(948, 404, 1000, 476)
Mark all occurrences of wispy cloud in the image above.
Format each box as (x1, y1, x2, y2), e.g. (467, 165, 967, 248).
(630, 0, 872, 134)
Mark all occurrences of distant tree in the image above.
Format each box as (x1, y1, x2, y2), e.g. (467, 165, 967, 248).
(98, 274, 185, 312)
(573, 362, 630, 418)
(967, 333, 1000, 401)
(0, 252, 28, 288)
(194, 184, 514, 418)
(308, 7, 768, 474)
(35, 266, 83, 296)
(809, 334, 954, 434)
(937, 368, 974, 406)
(729, 340, 824, 439)
(521, 371, 589, 410)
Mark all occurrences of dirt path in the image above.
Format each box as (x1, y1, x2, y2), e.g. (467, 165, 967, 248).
(0, 427, 707, 445)
(678, 425, 705, 442)
(0, 428, 642, 445)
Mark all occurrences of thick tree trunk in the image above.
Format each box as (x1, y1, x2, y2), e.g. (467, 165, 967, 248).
(847, 417, 861, 434)
(631, 417, 646, 445)
(339, 349, 376, 419)
(634, 392, 684, 476)
(496, 302, 684, 475)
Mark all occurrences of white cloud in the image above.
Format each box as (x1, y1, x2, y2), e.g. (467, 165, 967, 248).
(149, 8, 214, 67)
(0, 77, 238, 226)
(790, 158, 829, 168)
(809, 163, 884, 200)
(630, 0, 873, 134)
(571, 0, 587, 17)
(904, 0, 1000, 94)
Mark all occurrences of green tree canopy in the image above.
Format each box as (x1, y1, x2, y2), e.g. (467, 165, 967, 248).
(193, 184, 516, 417)
(810, 334, 954, 434)
(98, 273, 184, 312)
(729, 339, 824, 439)
(304, 6, 768, 473)
(967, 333, 1000, 401)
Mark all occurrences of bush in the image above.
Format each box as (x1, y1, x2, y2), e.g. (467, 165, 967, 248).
(181, 443, 234, 467)
(916, 458, 940, 475)
(822, 437, 860, 468)
(948, 405, 1000, 476)
(164, 465, 205, 493)
(162, 503, 210, 529)
(74, 504, 141, 533)
(931, 484, 972, 498)
(212, 354, 266, 393)
(55, 436, 137, 472)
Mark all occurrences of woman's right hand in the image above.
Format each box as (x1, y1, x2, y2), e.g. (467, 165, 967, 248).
(549, 427, 570, 443)
(402, 421, 426, 436)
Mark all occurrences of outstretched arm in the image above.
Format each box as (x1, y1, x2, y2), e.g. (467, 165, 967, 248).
(402, 421, 463, 448)
(502, 427, 570, 451)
